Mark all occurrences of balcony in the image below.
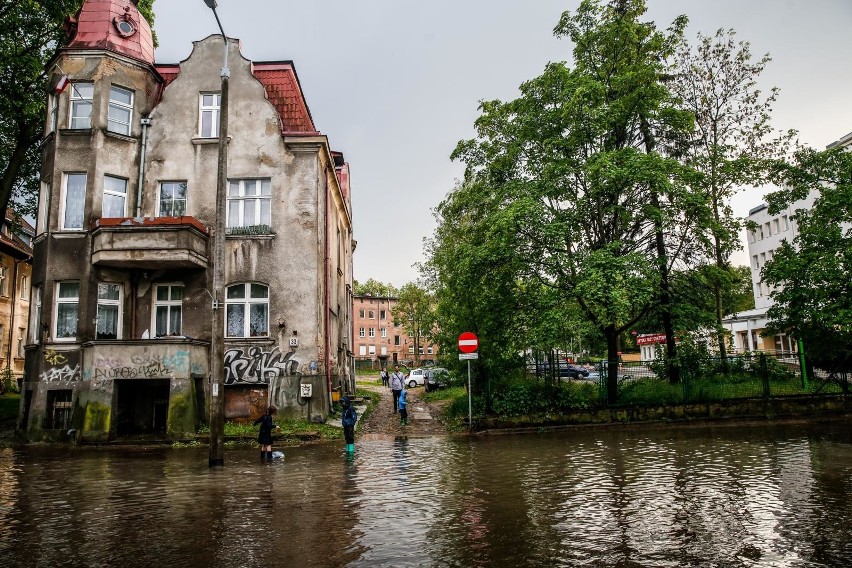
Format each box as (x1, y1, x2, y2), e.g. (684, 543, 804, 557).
(91, 217, 209, 269)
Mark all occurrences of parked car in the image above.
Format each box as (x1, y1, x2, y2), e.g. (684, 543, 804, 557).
(406, 368, 428, 388)
(536, 362, 590, 379)
(425, 368, 450, 392)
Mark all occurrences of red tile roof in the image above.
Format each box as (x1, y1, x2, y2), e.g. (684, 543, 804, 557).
(67, 0, 155, 65)
(252, 62, 317, 135)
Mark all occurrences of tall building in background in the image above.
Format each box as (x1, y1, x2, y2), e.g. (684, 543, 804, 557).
(352, 294, 439, 369)
(723, 130, 851, 353)
(20, 0, 354, 442)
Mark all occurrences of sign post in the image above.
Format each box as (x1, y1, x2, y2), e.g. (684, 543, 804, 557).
(458, 332, 478, 429)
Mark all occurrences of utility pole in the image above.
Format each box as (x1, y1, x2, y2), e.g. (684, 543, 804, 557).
(204, 0, 229, 467)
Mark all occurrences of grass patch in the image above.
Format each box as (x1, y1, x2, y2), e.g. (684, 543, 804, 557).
(0, 394, 20, 423)
(423, 386, 466, 403)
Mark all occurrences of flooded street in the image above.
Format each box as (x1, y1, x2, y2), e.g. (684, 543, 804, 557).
(2, 419, 852, 567)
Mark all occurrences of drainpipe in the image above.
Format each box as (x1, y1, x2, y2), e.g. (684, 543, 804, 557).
(135, 118, 151, 217)
(7, 259, 19, 374)
(324, 171, 333, 409)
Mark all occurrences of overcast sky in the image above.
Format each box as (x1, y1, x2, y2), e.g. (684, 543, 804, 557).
(153, 0, 852, 288)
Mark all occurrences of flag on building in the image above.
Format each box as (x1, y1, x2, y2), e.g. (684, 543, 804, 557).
(54, 75, 69, 94)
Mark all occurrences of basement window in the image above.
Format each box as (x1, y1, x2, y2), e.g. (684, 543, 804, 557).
(45, 390, 73, 430)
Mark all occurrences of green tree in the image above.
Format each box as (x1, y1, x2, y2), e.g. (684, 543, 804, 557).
(446, 0, 696, 402)
(353, 278, 397, 297)
(391, 283, 435, 367)
(670, 28, 795, 363)
(763, 147, 852, 374)
(0, 0, 157, 224)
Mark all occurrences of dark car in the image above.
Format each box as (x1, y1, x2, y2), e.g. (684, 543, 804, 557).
(535, 362, 590, 379)
(424, 367, 450, 392)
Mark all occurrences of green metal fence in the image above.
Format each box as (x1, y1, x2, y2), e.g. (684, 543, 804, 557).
(599, 352, 849, 406)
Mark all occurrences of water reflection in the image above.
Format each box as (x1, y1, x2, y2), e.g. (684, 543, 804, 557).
(1, 420, 851, 567)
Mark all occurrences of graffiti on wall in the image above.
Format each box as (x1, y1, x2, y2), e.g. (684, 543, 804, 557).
(224, 346, 298, 385)
(40, 349, 81, 382)
(86, 351, 191, 380)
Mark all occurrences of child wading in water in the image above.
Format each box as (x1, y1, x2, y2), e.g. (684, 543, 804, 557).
(254, 405, 277, 461)
(341, 396, 358, 453)
(398, 387, 408, 426)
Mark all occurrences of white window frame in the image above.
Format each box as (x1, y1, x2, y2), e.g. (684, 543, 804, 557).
(225, 282, 269, 338)
(227, 179, 271, 230)
(48, 93, 59, 133)
(30, 286, 42, 344)
(96, 283, 123, 340)
(107, 85, 133, 135)
(158, 181, 188, 217)
(380, 328, 387, 338)
(199, 93, 221, 138)
(153, 284, 183, 337)
(358, 327, 365, 338)
(69, 82, 94, 129)
(20, 275, 29, 301)
(358, 345, 366, 356)
(54, 281, 80, 342)
(103, 175, 128, 218)
(0, 266, 6, 297)
(61, 173, 87, 231)
(368, 327, 375, 338)
(369, 345, 376, 355)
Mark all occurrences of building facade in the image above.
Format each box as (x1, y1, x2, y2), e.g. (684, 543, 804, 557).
(19, 0, 354, 442)
(0, 213, 34, 385)
(352, 294, 439, 368)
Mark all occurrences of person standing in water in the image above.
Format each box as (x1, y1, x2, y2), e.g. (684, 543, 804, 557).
(253, 405, 277, 461)
(341, 396, 358, 453)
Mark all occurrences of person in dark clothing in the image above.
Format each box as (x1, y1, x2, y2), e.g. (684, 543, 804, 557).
(253, 405, 277, 461)
(341, 396, 357, 453)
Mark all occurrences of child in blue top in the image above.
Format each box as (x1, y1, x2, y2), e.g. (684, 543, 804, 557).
(398, 387, 408, 426)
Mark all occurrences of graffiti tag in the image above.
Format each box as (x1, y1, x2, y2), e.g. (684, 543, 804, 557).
(91, 350, 191, 380)
(40, 364, 81, 382)
(44, 349, 68, 365)
(224, 346, 298, 385)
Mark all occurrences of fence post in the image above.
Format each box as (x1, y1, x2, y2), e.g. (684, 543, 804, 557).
(758, 352, 770, 398)
(599, 360, 608, 406)
(797, 338, 809, 391)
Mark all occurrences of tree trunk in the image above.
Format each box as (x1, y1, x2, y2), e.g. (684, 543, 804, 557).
(605, 325, 620, 405)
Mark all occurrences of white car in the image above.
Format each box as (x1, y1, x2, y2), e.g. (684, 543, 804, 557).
(406, 368, 428, 388)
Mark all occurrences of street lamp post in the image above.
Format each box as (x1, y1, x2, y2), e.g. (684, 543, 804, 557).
(204, 0, 229, 467)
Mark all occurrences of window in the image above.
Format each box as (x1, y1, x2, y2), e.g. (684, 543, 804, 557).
(408, 346, 414, 354)
(760, 252, 766, 266)
(427, 347, 434, 355)
(748, 230, 756, 244)
(20, 275, 29, 301)
(30, 286, 42, 344)
(46, 390, 73, 430)
(154, 284, 183, 337)
(359, 345, 366, 356)
(37, 182, 50, 235)
(96, 283, 122, 340)
(380, 328, 387, 338)
(394, 335, 400, 346)
(49, 93, 59, 133)
(369, 327, 375, 338)
(419, 347, 425, 355)
(368, 310, 375, 319)
(752, 255, 759, 270)
(764, 222, 771, 237)
(199, 93, 221, 137)
(103, 175, 127, 218)
(17, 328, 25, 358)
(226, 283, 269, 338)
(358, 327, 365, 338)
(358, 309, 365, 318)
(380, 310, 386, 320)
(758, 226, 764, 240)
(227, 179, 271, 230)
(69, 82, 94, 129)
(773, 219, 780, 233)
(158, 181, 187, 217)
(61, 173, 86, 230)
(381, 346, 388, 356)
(369, 345, 376, 355)
(782, 215, 789, 230)
(54, 282, 80, 341)
(107, 86, 133, 135)
(0, 266, 6, 296)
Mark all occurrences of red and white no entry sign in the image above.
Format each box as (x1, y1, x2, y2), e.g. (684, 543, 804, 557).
(458, 332, 478, 353)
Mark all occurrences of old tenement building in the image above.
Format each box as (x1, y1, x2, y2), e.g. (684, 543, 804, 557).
(19, 0, 355, 441)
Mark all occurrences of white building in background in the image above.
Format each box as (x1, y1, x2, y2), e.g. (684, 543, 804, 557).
(722, 130, 851, 353)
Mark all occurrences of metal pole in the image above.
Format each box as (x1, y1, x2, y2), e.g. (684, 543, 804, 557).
(206, 1, 230, 467)
(798, 338, 808, 390)
(467, 359, 472, 429)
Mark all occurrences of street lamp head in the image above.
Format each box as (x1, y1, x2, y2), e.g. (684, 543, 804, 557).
(204, 0, 218, 8)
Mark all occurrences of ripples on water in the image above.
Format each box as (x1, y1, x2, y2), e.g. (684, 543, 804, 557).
(1, 420, 851, 567)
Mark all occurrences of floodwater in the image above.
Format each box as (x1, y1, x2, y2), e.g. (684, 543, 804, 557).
(2, 420, 852, 568)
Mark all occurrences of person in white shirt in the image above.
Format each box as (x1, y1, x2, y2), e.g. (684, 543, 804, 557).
(390, 365, 405, 414)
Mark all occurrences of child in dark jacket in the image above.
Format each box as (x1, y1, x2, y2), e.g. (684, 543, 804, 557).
(341, 396, 357, 453)
(253, 405, 277, 461)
